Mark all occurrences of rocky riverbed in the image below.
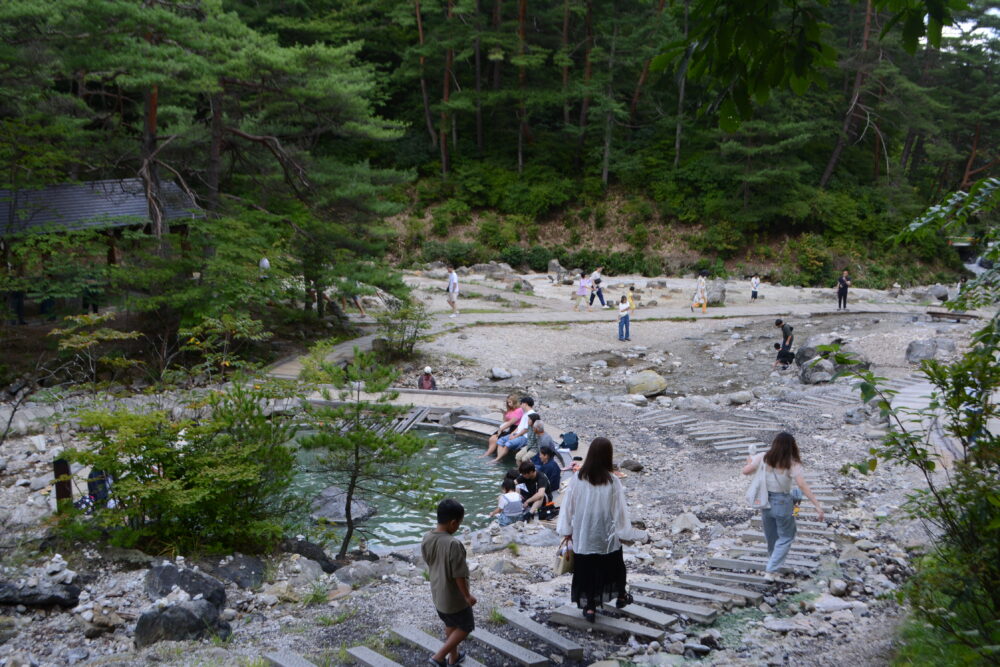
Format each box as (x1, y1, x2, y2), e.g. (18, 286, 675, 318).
(0, 271, 983, 666)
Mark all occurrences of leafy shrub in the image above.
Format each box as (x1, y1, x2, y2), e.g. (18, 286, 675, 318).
(453, 162, 576, 217)
(593, 205, 608, 229)
(374, 301, 430, 360)
(525, 245, 553, 272)
(421, 240, 489, 267)
(477, 213, 520, 249)
(626, 223, 650, 250)
(685, 220, 745, 259)
(430, 200, 471, 237)
(622, 198, 655, 226)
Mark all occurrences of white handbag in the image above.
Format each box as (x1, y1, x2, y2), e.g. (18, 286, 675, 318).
(746, 462, 770, 510)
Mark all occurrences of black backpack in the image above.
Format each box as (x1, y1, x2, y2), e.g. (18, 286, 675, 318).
(560, 432, 579, 450)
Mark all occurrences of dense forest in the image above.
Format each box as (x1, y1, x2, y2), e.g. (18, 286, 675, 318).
(1, 0, 998, 332)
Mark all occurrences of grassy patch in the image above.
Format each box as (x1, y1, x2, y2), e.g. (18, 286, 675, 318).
(303, 582, 329, 606)
(892, 615, 986, 666)
(316, 608, 356, 626)
(507, 542, 520, 556)
(712, 606, 766, 649)
(488, 607, 507, 625)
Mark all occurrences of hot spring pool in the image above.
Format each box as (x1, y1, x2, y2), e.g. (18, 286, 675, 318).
(289, 430, 508, 549)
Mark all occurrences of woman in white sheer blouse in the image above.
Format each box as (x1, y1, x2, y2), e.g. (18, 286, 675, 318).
(556, 437, 646, 622)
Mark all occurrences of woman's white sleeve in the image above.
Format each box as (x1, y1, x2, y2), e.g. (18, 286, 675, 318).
(612, 477, 646, 542)
(556, 477, 575, 537)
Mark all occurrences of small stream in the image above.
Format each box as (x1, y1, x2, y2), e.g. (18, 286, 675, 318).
(288, 430, 504, 549)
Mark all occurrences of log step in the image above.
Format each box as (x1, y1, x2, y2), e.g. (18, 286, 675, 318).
(730, 555, 818, 570)
(738, 532, 830, 546)
(469, 628, 547, 667)
(548, 605, 665, 640)
(631, 580, 742, 606)
(602, 601, 678, 628)
(728, 547, 820, 561)
(671, 576, 764, 604)
(629, 594, 718, 624)
(498, 608, 583, 659)
(346, 647, 402, 667)
(390, 626, 488, 667)
(264, 651, 319, 667)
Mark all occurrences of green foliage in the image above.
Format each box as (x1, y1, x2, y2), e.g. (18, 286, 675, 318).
(373, 302, 430, 360)
(453, 163, 577, 217)
(299, 349, 437, 559)
(431, 200, 472, 237)
(179, 314, 271, 381)
(59, 379, 302, 554)
(685, 221, 745, 260)
(49, 314, 142, 388)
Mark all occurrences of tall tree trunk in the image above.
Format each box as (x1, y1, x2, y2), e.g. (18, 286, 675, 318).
(141, 85, 164, 238)
(517, 0, 527, 174)
(629, 0, 667, 122)
(415, 0, 438, 148)
(899, 130, 918, 173)
(601, 23, 619, 187)
(492, 0, 503, 91)
(672, 0, 689, 169)
(575, 0, 594, 164)
(440, 0, 454, 177)
(561, 0, 571, 126)
(474, 0, 484, 153)
(820, 0, 873, 189)
(206, 92, 223, 213)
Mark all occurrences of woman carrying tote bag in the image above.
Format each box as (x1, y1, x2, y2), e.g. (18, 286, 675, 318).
(557, 437, 646, 622)
(742, 432, 825, 580)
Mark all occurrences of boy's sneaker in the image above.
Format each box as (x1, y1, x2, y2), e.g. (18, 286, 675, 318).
(447, 652, 466, 666)
(428, 657, 447, 667)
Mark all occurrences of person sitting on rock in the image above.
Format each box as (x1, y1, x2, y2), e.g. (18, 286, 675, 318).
(417, 366, 438, 390)
(773, 343, 795, 370)
(533, 444, 562, 492)
(483, 393, 524, 459)
(515, 414, 548, 463)
(516, 459, 552, 519)
(493, 397, 537, 463)
(488, 478, 524, 527)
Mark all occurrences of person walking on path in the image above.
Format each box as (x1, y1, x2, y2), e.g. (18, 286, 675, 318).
(691, 272, 708, 313)
(775, 319, 794, 353)
(557, 437, 646, 622)
(446, 265, 460, 317)
(422, 499, 476, 666)
(626, 285, 637, 312)
(617, 295, 631, 341)
(750, 275, 760, 303)
(573, 272, 593, 312)
(589, 266, 608, 309)
(836, 269, 851, 310)
(742, 433, 824, 579)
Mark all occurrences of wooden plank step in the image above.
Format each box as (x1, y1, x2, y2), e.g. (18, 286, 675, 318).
(548, 605, 665, 640)
(728, 547, 820, 561)
(672, 576, 763, 603)
(705, 571, 790, 586)
(346, 647, 402, 667)
(751, 517, 832, 531)
(708, 557, 769, 573)
(638, 411, 669, 422)
(469, 628, 547, 667)
(738, 532, 830, 546)
(390, 626, 488, 667)
(631, 580, 740, 606)
(264, 651, 319, 667)
(629, 594, 718, 623)
(498, 608, 583, 659)
(731, 555, 818, 570)
(602, 601, 678, 628)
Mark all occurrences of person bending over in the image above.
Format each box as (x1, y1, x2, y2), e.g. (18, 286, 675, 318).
(516, 459, 552, 518)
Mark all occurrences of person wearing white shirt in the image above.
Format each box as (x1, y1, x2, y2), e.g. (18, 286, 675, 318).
(617, 295, 631, 341)
(589, 266, 608, 308)
(557, 437, 646, 622)
(691, 272, 708, 313)
(493, 397, 537, 463)
(446, 265, 459, 317)
(750, 275, 760, 303)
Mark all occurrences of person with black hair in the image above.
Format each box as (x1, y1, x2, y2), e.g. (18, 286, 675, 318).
(422, 499, 476, 666)
(533, 445, 562, 491)
(489, 478, 524, 527)
(742, 433, 824, 580)
(516, 459, 552, 516)
(589, 266, 608, 309)
(835, 269, 851, 310)
(774, 319, 793, 352)
(556, 437, 645, 622)
(772, 343, 795, 370)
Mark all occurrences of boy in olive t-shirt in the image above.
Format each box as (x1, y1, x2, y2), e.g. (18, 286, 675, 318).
(421, 499, 476, 667)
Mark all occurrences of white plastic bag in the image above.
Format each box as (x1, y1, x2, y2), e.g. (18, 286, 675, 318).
(746, 462, 770, 510)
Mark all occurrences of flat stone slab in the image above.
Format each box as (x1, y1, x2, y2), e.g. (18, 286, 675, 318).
(469, 628, 547, 667)
(390, 626, 487, 667)
(631, 580, 740, 606)
(498, 608, 583, 659)
(265, 651, 319, 667)
(728, 547, 820, 561)
(738, 531, 829, 546)
(728, 555, 818, 570)
(629, 594, 718, 623)
(672, 576, 763, 604)
(601, 601, 678, 628)
(548, 605, 665, 640)
(346, 647, 403, 667)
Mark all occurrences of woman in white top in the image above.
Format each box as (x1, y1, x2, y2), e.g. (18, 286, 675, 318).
(742, 432, 825, 578)
(617, 295, 631, 341)
(691, 271, 708, 313)
(557, 437, 646, 622)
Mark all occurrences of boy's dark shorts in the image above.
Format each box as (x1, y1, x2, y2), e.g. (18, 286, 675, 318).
(437, 606, 474, 633)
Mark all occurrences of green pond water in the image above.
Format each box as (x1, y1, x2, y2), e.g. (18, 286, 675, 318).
(289, 430, 505, 549)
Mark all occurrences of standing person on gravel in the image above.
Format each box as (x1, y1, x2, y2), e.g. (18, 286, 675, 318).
(835, 269, 851, 310)
(446, 265, 459, 317)
(617, 295, 631, 341)
(422, 499, 476, 667)
(742, 432, 824, 580)
(774, 319, 794, 353)
(750, 275, 760, 303)
(691, 272, 708, 313)
(589, 266, 608, 309)
(557, 437, 646, 622)
(573, 272, 592, 311)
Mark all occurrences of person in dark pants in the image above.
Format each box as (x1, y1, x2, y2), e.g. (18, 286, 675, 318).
(774, 319, 793, 352)
(836, 270, 851, 310)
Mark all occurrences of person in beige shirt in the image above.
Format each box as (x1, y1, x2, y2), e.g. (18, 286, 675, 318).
(421, 499, 476, 666)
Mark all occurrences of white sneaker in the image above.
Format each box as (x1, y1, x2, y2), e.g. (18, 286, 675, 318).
(763, 572, 777, 582)
(449, 313, 457, 318)
(602, 305, 610, 309)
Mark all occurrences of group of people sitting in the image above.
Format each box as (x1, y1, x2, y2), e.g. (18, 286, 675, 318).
(483, 393, 569, 525)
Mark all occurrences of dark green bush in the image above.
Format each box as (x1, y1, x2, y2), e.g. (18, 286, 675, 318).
(431, 200, 471, 236)
(685, 220, 745, 259)
(421, 240, 489, 266)
(453, 162, 577, 217)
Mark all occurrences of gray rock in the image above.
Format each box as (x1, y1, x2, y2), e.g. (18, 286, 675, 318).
(489, 560, 524, 575)
(620, 460, 644, 473)
(279, 539, 339, 574)
(935, 338, 956, 354)
(905, 339, 938, 364)
(814, 594, 866, 613)
(64, 648, 89, 665)
(706, 280, 726, 306)
(0, 615, 17, 644)
(683, 642, 712, 655)
(589, 360, 608, 369)
(800, 358, 835, 384)
(133, 599, 230, 649)
(621, 394, 649, 406)
(489, 367, 513, 380)
(145, 563, 225, 610)
(0, 582, 80, 608)
(671, 512, 704, 535)
(829, 579, 848, 597)
(554, 375, 575, 384)
(854, 539, 877, 551)
(927, 284, 949, 301)
(457, 378, 479, 389)
(672, 395, 717, 411)
(515, 528, 562, 547)
(335, 561, 376, 586)
(28, 474, 52, 492)
(311, 485, 375, 523)
(291, 558, 325, 586)
(547, 258, 566, 280)
(844, 409, 865, 425)
(210, 554, 265, 590)
(727, 390, 754, 405)
(763, 617, 808, 633)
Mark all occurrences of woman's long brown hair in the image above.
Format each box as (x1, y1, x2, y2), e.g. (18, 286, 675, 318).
(578, 437, 614, 485)
(505, 393, 519, 411)
(763, 432, 802, 471)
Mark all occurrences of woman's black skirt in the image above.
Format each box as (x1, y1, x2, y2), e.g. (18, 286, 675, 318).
(571, 548, 627, 610)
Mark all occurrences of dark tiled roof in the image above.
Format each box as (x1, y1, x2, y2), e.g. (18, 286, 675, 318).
(0, 178, 201, 236)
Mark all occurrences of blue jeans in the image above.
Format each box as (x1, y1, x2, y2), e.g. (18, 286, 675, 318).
(498, 513, 521, 526)
(761, 492, 796, 572)
(618, 314, 630, 340)
(498, 434, 527, 453)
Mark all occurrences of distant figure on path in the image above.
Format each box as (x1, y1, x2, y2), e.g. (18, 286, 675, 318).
(589, 266, 608, 309)
(742, 433, 825, 580)
(691, 272, 708, 313)
(772, 343, 795, 370)
(750, 275, 760, 303)
(836, 269, 851, 310)
(417, 366, 437, 390)
(617, 295, 631, 341)
(573, 272, 592, 312)
(775, 319, 794, 353)
(422, 499, 476, 667)
(447, 265, 460, 317)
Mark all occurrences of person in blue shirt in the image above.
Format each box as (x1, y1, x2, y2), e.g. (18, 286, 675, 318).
(533, 445, 562, 492)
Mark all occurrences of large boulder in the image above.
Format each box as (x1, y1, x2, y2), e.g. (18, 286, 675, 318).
(625, 370, 668, 397)
(0, 581, 80, 608)
(207, 554, 265, 590)
(906, 339, 938, 363)
(800, 357, 835, 384)
(311, 486, 375, 523)
(489, 367, 513, 380)
(133, 599, 230, 649)
(547, 258, 566, 282)
(794, 334, 839, 367)
(795, 334, 870, 373)
(927, 284, 950, 301)
(145, 563, 225, 610)
(279, 538, 339, 574)
(706, 280, 726, 306)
